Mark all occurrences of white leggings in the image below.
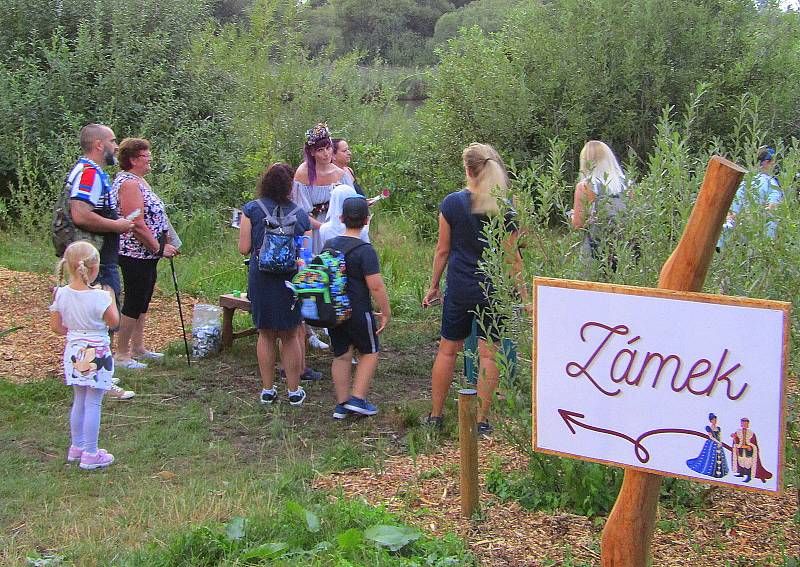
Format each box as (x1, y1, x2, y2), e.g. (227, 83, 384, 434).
(70, 386, 106, 454)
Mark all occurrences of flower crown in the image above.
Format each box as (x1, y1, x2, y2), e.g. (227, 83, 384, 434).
(305, 123, 331, 146)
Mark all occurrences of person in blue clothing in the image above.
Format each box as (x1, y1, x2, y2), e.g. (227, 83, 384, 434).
(325, 196, 391, 420)
(422, 143, 525, 435)
(686, 413, 729, 479)
(238, 162, 311, 407)
(718, 146, 783, 248)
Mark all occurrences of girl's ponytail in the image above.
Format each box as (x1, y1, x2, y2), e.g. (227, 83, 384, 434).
(76, 259, 91, 287)
(55, 257, 68, 285)
(462, 143, 509, 215)
(60, 241, 100, 286)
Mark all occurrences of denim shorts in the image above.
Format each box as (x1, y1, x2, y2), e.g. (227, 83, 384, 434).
(93, 263, 121, 306)
(440, 295, 503, 342)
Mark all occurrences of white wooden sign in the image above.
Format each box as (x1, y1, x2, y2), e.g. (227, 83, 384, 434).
(533, 277, 790, 494)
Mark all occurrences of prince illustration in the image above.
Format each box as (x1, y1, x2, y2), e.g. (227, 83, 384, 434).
(730, 417, 772, 483)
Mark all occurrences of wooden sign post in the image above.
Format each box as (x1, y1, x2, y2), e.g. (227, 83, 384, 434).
(459, 388, 480, 517)
(531, 155, 791, 567)
(600, 156, 746, 566)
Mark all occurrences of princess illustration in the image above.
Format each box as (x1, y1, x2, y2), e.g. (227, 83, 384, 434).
(686, 413, 729, 478)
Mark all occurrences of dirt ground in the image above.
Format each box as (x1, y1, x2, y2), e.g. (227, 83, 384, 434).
(2, 265, 798, 565)
(313, 439, 799, 566)
(0, 266, 196, 382)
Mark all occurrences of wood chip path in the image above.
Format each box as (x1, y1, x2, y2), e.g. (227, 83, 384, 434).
(314, 438, 799, 565)
(0, 266, 196, 382)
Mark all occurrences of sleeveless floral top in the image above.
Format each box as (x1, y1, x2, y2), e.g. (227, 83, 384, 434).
(112, 171, 169, 259)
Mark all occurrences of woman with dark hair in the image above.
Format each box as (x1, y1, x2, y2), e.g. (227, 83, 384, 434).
(686, 413, 729, 478)
(292, 124, 354, 254)
(239, 163, 311, 406)
(112, 138, 178, 376)
(331, 138, 365, 196)
(422, 143, 526, 435)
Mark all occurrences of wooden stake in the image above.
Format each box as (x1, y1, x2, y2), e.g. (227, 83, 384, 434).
(458, 388, 480, 517)
(600, 155, 746, 566)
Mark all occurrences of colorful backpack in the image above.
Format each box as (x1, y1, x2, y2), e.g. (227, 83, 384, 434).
(255, 200, 300, 274)
(291, 239, 367, 328)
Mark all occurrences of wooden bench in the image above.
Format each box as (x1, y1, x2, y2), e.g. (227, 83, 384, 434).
(219, 294, 257, 351)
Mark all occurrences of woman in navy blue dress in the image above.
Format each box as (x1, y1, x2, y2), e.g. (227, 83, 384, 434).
(238, 163, 311, 407)
(422, 143, 526, 434)
(686, 413, 729, 478)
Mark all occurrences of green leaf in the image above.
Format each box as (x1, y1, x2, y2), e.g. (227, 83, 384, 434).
(285, 501, 321, 532)
(336, 528, 364, 551)
(237, 542, 289, 561)
(363, 524, 421, 551)
(305, 509, 321, 532)
(284, 500, 304, 517)
(225, 516, 246, 541)
(0, 326, 22, 340)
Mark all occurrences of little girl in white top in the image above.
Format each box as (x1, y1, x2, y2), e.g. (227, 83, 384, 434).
(49, 241, 119, 470)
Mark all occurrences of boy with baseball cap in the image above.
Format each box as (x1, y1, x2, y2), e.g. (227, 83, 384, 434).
(325, 196, 391, 419)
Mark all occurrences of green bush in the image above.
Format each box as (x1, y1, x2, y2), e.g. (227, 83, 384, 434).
(478, 94, 799, 516)
(121, 498, 476, 566)
(415, 0, 800, 178)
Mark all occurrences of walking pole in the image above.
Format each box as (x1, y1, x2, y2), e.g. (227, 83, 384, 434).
(162, 231, 191, 367)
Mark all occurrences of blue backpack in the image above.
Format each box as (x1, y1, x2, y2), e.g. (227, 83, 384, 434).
(291, 240, 367, 328)
(255, 200, 301, 274)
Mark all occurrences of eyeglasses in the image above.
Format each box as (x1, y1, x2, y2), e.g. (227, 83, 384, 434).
(137, 153, 152, 159)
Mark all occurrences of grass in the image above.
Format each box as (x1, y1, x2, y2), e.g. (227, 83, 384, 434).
(0, 217, 467, 565)
(0, 323, 469, 566)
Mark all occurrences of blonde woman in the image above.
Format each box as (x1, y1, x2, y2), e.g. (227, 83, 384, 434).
(422, 143, 524, 434)
(572, 140, 630, 270)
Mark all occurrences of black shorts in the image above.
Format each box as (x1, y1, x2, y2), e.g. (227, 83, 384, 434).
(118, 256, 159, 319)
(329, 310, 380, 357)
(440, 295, 503, 342)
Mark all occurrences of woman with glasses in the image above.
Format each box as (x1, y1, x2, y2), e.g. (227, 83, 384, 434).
(112, 138, 178, 371)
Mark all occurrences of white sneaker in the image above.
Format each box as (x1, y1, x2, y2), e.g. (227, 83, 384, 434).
(117, 358, 147, 370)
(133, 351, 164, 360)
(308, 334, 329, 350)
(108, 385, 135, 400)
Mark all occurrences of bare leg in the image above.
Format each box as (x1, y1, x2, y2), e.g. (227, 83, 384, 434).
(278, 326, 303, 392)
(430, 338, 464, 417)
(332, 347, 354, 404)
(130, 313, 147, 355)
(115, 314, 137, 360)
(476, 338, 499, 423)
(297, 324, 307, 372)
(352, 351, 379, 400)
(256, 329, 277, 390)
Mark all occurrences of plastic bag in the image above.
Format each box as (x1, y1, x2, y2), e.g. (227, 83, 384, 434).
(191, 304, 222, 358)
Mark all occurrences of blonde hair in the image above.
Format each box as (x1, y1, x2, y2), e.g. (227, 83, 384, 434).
(579, 140, 627, 196)
(462, 142, 509, 214)
(56, 241, 101, 287)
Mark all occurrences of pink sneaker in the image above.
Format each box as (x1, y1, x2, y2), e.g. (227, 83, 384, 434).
(79, 449, 115, 470)
(67, 445, 83, 463)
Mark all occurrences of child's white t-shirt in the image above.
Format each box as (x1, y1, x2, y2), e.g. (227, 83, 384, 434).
(50, 286, 115, 389)
(49, 286, 112, 340)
